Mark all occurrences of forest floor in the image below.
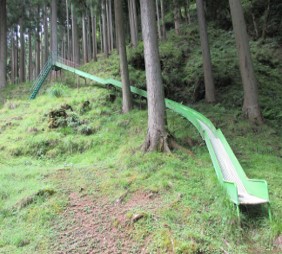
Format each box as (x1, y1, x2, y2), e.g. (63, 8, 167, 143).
(0, 76, 281, 253)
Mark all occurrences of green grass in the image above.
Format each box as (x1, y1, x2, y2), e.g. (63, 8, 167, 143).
(0, 27, 282, 251)
(0, 71, 281, 253)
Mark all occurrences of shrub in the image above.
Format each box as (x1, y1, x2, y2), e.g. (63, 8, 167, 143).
(47, 83, 69, 98)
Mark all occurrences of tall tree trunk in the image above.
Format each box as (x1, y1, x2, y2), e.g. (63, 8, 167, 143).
(51, 0, 58, 56)
(71, 3, 80, 64)
(100, 16, 103, 53)
(196, 0, 215, 103)
(128, 0, 134, 44)
(28, 30, 33, 81)
(82, 13, 88, 63)
(0, 0, 7, 88)
(91, 7, 97, 61)
(160, 0, 166, 40)
(11, 32, 15, 83)
(41, 33, 45, 68)
(106, 0, 110, 52)
(19, 17, 25, 83)
(173, 0, 181, 35)
(109, 0, 114, 51)
(66, 0, 71, 60)
(106, 0, 109, 51)
(140, 0, 169, 152)
(106, 0, 113, 52)
(250, 0, 259, 39)
(156, 0, 161, 40)
(15, 27, 19, 83)
(102, 0, 109, 57)
(229, 0, 263, 124)
(44, 3, 49, 62)
(128, 0, 138, 47)
(114, 3, 119, 54)
(87, 15, 92, 61)
(262, 0, 270, 39)
(36, 13, 41, 76)
(61, 35, 64, 59)
(132, 0, 138, 38)
(114, 0, 133, 113)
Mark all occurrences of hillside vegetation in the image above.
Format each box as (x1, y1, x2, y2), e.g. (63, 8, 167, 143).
(1, 14, 282, 254)
(0, 53, 282, 254)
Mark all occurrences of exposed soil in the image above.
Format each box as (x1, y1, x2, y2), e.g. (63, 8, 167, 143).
(52, 191, 161, 254)
(273, 235, 282, 252)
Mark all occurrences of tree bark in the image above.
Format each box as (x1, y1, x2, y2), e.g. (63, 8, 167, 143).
(66, 0, 71, 60)
(196, 0, 215, 103)
(128, 0, 138, 47)
(132, 0, 138, 36)
(173, 0, 181, 35)
(0, 0, 7, 88)
(28, 30, 32, 81)
(108, 0, 114, 51)
(61, 34, 65, 59)
(100, 16, 103, 53)
(87, 14, 92, 61)
(15, 27, 19, 83)
(160, 0, 166, 40)
(156, 0, 161, 40)
(36, 8, 41, 77)
(106, 0, 111, 52)
(51, 0, 58, 56)
(140, 0, 169, 152)
(82, 13, 88, 63)
(114, 0, 133, 113)
(11, 32, 15, 83)
(91, 7, 98, 61)
(128, 0, 134, 44)
(262, 0, 270, 39)
(71, 3, 80, 65)
(44, 3, 49, 62)
(250, 0, 259, 39)
(41, 33, 45, 68)
(102, 0, 109, 57)
(228, 0, 263, 124)
(19, 16, 25, 83)
(114, 4, 119, 54)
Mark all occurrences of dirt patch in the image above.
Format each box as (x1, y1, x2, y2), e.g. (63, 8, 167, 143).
(52, 191, 161, 254)
(274, 235, 282, 251)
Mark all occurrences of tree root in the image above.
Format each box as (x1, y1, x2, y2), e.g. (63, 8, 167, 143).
(142, 130, 194, 156)
(142, 130, 171, 153)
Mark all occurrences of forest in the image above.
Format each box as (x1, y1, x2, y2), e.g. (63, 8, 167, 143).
(0, 0, 282, 253)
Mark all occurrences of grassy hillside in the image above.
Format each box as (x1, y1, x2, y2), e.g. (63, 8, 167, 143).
(0, 26, 282, 253)
(0, 65, 281, 253)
